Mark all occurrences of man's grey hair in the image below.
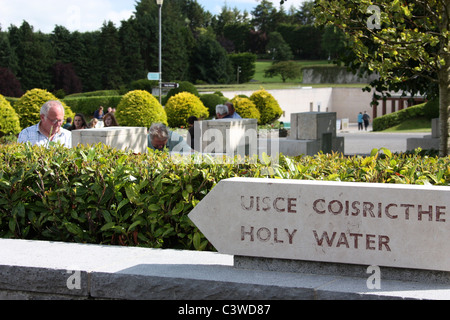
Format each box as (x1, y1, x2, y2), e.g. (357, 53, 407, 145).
(216, 104, 228, 116)
(149, 123, 170, 140)
(40, 100, 65, 117)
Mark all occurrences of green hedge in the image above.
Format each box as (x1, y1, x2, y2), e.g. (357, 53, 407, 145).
(1, 144, 449, 251)
(373, 102, 427, 131)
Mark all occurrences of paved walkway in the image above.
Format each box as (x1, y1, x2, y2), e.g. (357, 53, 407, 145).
(338, 124, 430, 156)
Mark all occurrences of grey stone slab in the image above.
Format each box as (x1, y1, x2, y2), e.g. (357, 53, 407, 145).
(1, 239, 449, 300)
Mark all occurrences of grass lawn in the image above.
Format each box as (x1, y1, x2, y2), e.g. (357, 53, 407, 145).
(196, 60, 368, 92)
(381, 117, 432, 133)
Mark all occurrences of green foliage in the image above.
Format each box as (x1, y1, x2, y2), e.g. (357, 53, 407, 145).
(422, 98, 440, 120)
(116, 90, 167, 128)
(249, 89, 283, 125)
(14, 89, 75, 129)
(128, 79, 158, 93)
(190, 34, 231, 84)
(165, 92, 209, 128)
(373, 103, 426, 131)
(163, 81, 199, 106)
(231, 96, 261, 122)
(0, 143, 449, 251)
(200, 93, 228, 118)
(264, 61, 302, 83)
(228, 53, 257, 84)
(0, 94, 21, 136)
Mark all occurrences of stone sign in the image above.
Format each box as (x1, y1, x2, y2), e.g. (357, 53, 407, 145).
(189, 178, 450, 272)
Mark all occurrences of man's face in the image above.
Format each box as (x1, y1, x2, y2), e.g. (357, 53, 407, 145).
(151, 137, 168, 150)
(41, 106, 64, 135)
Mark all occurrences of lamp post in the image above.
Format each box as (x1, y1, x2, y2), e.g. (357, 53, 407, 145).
(156, 0, 163, 105)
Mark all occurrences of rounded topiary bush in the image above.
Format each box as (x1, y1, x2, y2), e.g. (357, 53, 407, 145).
(249, 89, 283, 125)
(14, 89, 75, 129)
(231, 96, 261, 122)
(0, 94, 21, 136)
(116, 90, 167, 127)
(165, 92, 209, 128)
(423, 98, 439, 120)
(162, 81, 199, 105)
(200, 93, 228, 118)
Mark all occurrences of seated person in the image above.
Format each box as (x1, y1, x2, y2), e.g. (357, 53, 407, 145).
(215, 104, 229, 119)
(103, 113, 119, 127)
(68, 113, 88, 131)
(87, 118, 99, 129)
(224, 102, 242, 119)
(63, 117, 72, 129)
(148, 123, 192, 153)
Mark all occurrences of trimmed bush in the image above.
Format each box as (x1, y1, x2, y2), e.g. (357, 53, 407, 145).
(249, 89, 283, 125)
(422, 98, 439, 120)
(14, 89, 75, 129)
(373, 103, 426, 131)
(0, 94, 21, 136)
(231, 96, 261, 122)
(0, 144, 448, 251)
(165, 92, 209, 128)
(116, 90, 167, 127)
(200, 93, 228, 118)
(162, 81, 199, 106)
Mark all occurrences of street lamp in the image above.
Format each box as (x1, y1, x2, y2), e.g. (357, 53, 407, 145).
(156, 0, 163, 105)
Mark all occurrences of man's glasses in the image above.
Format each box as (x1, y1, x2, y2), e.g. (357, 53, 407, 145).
(46, 117, 64, 125)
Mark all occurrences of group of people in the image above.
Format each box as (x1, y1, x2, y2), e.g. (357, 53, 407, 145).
(17, 101, 120, 148)
(63, 107, 119, 131)
(357, 111, 371, 131)
(17, 100, 243, 153)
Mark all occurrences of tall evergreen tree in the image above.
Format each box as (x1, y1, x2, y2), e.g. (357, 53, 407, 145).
(99, 21, 124, 89)
(8, 22, 54, 91)
(119, 18, 146, 84)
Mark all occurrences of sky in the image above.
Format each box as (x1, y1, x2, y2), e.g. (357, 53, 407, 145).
(0, 0, 308, 33)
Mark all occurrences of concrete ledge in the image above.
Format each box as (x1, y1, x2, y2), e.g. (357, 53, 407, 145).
(0, 239, 449, 300)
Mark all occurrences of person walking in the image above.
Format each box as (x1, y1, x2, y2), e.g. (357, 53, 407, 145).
(357, 112, 364, 131)
(362, 111, 371, 131)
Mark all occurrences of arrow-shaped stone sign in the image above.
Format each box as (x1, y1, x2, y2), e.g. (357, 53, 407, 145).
(189, 178, 450, 272)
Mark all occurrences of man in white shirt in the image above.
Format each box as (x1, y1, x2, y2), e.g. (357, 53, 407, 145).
(18, 100, 72, 148)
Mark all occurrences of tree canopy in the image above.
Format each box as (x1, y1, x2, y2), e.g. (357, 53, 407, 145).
(313, 0, 450, 156)
(0, 0, 331, 95)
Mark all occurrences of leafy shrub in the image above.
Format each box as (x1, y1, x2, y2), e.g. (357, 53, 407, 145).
(231, 96, 261, 122)
(162, 81, 199, 106)
(116, 90, 167, 127)
(66, 90, 120, 98)
(249, 89, 283, 125)
(0, 144, 448, 251)
(165, 92, 209, 128)
(0, 143, 266, 249)
(129, 79, 158, 93)
(373, 103, 426, 131)
(422, 98, 439, 120)
(200, 93, 228, 118)
(14, 89, 75, 129)
(0, 94, 21, 136)
(228, 52, 257, 83)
